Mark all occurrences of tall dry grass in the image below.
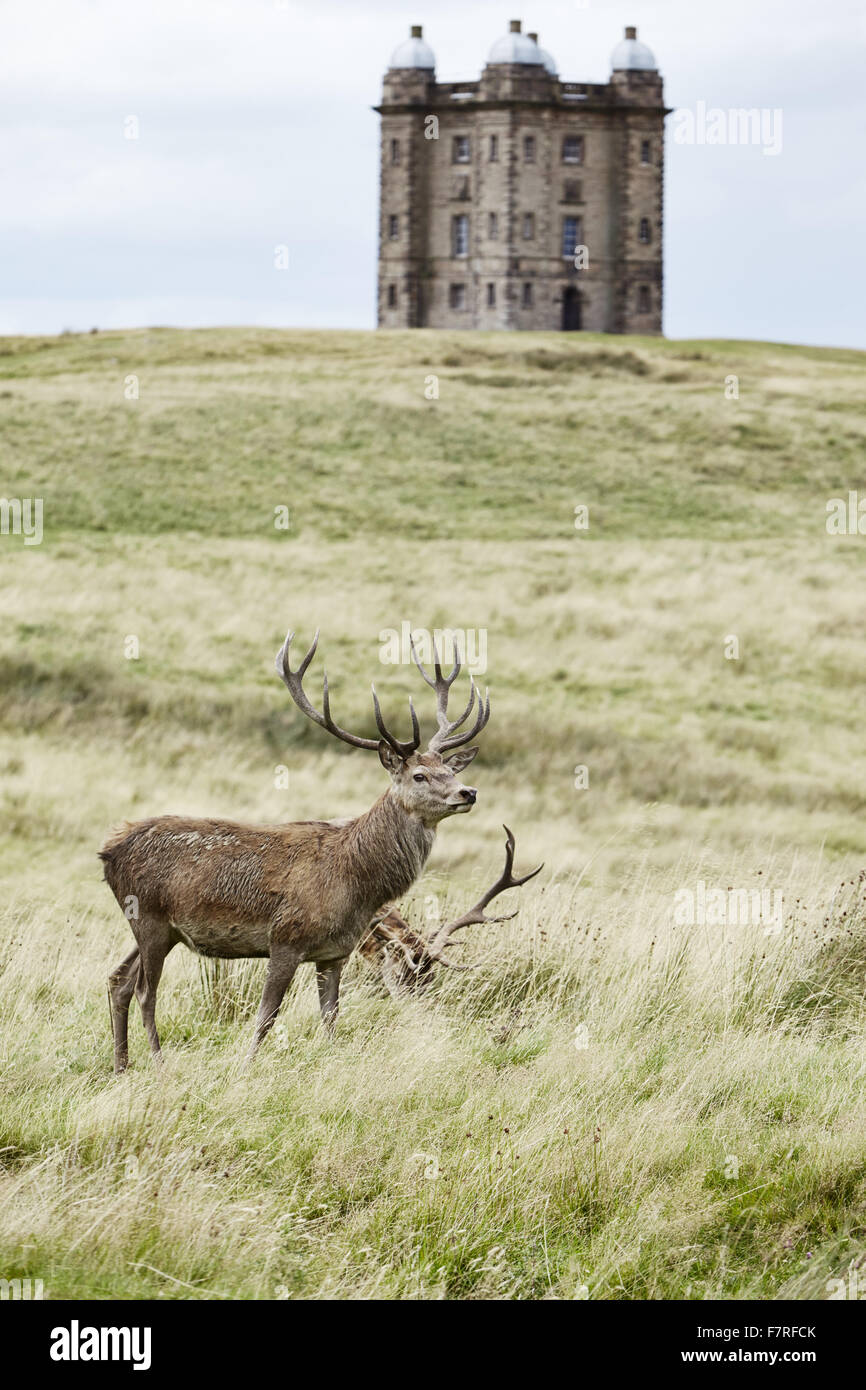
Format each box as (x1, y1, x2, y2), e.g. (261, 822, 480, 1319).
(1, 327, 865, 1298)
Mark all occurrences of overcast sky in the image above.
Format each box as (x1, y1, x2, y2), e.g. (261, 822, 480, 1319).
(1, 0, 864, 346)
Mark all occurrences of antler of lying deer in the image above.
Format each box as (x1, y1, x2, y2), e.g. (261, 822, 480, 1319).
(424, 825, 543, 965)
(360, 827, 543, 985)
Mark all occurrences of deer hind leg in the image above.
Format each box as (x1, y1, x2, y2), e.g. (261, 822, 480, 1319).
(245, 946, 301, 1064)
(108, 947, 140, 1075)
(315, 957, 347, 1035)
(132, 919, 174, 1066)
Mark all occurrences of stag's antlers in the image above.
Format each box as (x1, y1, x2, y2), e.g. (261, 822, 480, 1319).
(410, 635, 491, 753)
(276, 628, 490, 758)
(276, 629, 421, 756)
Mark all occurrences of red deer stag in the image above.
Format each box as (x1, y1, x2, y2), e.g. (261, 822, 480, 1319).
(358, 826, 542, 994)
(100, 630, 489, 1072)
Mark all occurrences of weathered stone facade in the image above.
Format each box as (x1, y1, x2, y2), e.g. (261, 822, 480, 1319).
(375, 23, 668, 334)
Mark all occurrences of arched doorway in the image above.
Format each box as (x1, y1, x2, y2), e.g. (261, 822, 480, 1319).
(562, 286, 581, 331)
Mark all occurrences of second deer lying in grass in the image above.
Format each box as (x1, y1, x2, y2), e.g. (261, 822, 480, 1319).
(101, 629, 490, 1072)
(358, 826, 542, 994)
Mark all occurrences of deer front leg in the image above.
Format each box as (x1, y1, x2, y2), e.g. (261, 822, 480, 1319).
(246, 945, 301, 1063)
(315, 956, 347, 1034)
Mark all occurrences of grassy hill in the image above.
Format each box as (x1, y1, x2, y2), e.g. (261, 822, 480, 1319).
(1, 327, 865, 1300)
(2, 327, 865, 541)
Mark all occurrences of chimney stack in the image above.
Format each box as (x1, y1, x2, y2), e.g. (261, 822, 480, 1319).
(625, 26, 637, 39)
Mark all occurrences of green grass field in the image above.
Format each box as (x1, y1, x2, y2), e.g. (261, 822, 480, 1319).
(1, 326, 866, 1299)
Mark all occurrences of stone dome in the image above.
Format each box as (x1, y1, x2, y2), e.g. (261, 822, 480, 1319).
(389, 25, 435, 71)
(610, 26, 657, 72)
(527, 32, 557, 76)
(488, 20, 545, 66)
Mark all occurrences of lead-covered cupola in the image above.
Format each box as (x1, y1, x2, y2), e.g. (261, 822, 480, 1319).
(610, 25, 658, 72)
(487, 19, 545, 66)
(388, 24, 435, 71)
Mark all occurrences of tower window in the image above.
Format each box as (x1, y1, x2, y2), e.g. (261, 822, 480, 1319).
(387, 284, 397, 308)
(563, 180, 582, 203)
(388, 214, 399, 240)
(453, 136, 470, 164)
(449, 283, 467, 310)
(639, 218, 651, 244)
(452, 214, 469, 257)
(522, 282, 533, 308)
(524, 135, 536, 163)
(562, 136, 584, 164)
(641, 139, 651, 165)
(487, 283, 496, 307)
(488, 211, 499, 240)
(638, 285, 651, 313)
(562, 216, 582, 258)
(390, 139, 401, 165)
(522, 213, 534, 240)
(489, 134, 499, 162)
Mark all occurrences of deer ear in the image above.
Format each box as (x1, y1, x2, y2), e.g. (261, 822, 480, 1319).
(444, 746, 478, 772)
(378, 740, 404, 774)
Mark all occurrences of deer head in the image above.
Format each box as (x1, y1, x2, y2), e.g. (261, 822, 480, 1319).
(275, 629, 490, 825)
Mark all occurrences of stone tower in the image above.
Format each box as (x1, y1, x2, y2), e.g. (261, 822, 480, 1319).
(375, 21, 668, 333)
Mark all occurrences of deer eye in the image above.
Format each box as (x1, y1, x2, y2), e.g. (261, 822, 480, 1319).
(413, 772, 428, 783)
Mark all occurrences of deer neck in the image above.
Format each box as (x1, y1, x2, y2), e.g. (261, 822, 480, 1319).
(348, 790, 435, 910)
